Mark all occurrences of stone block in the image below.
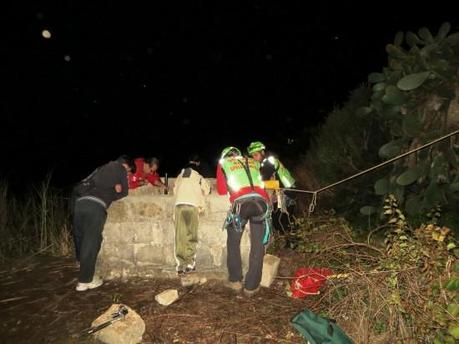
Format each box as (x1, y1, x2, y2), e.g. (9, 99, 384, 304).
(161, 245, 177, 266)
(103, 223, 123, 242)
(128, 223, 156, 243)
(260, 254, 281, 288)
(194, 245, 212, 269)
(209, 246, 224, 267)
(131, 199, 167, 220)
(115, 246, 135, 261)
(155, 289, 179, 306)
(135, 244, 165, 264)
(161, 223, 176, 245)
(106, 202, 129, 223)
(198, 223, 226, 245)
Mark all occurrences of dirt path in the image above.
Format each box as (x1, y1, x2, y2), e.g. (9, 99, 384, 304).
(0, 257, 309, 343)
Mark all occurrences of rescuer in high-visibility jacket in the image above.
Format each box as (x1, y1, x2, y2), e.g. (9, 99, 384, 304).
(216, 146, 272, 297)
(247, 141, 298, 247)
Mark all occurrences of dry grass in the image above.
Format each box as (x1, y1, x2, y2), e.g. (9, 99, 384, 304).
(272, 217, 456, 343)
(0, 177, 72, 261)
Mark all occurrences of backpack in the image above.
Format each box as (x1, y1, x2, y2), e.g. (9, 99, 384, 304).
(69, 168, 100, 214)
(291, 309, 353, 344)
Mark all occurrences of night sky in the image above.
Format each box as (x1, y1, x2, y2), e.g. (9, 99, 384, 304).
(1, 2, 457, 190)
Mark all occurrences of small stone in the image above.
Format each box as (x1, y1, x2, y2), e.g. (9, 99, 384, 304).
(155, 289, 179, 306)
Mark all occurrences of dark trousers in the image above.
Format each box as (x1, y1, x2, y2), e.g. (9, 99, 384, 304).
(227, 197, 268, 291)
(73, 199, 107, 283)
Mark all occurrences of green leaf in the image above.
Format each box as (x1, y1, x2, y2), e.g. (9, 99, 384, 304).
(445, 335, 456, 344)
(397, 72, 430, 91)
(368, 72, 385, 83)
(431, 59, 450, 73)
(394, 31, 404, 46)
(383, 105, 401, 117)
(437, 22, 451, 40)
(386, 44, 407, 59)
(445, 148, 459, 169)
(406, 31, 423, 47)
(383, 85, 407, 105)
(402, 114, 422, 137)
(430, 154, 448, 180)
(389, 126, 403, 139)
(372, 82, 386, 92)
(418, 27, 434, 43)
(379, 140, 403, 159)
(406, 196, 421, 216)
(394, 185, 405, 204)
(446, 277, 459, 291)
(396, 168, 419, 186)
(447, 243, 457, 251)
(420, 44, 439, 59)
(446, 33, 459, 45)
(388, 58, 403, 71)
(356, 106, 373, 116)
(432, 337, 442, 344)
(423, 182, 444, 209)
(375, 178, 389, 195)
(371, 90, 384, 101)
(448, 325, 459, 339)
(360, 206, 376, 216)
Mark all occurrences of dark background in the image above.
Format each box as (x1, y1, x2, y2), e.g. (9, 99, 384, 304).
(1, 1, 457, 191)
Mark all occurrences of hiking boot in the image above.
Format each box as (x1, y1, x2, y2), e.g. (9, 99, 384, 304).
(224, 280, 243, 292)
(76, 276, 103, 291)
(243, 286, 260, 297)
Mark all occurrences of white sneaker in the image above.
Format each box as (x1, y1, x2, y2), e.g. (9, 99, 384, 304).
(76, 276, 103, 291)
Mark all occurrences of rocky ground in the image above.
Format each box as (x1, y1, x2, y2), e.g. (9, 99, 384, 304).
(0, 255, 312, 344)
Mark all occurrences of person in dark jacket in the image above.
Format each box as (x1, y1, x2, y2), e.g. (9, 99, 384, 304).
(72, 155, 134, 291)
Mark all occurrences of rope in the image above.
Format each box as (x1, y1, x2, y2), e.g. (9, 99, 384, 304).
(282, 129, 459, 214)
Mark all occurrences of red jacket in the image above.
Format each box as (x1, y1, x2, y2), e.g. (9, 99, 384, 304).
(216, 164, 269, 203)
(128, 158, 145, 189)
(144, 171, 161, 185)
(128, 158, 161, 189)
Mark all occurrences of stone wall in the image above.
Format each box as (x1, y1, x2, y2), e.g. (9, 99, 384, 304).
(97, 179, 251, 280)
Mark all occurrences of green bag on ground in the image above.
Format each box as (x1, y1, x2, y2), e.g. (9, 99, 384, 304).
(291, 308, 354, 344)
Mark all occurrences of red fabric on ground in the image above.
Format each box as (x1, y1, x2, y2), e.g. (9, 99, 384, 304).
(290, 267, 333, 299)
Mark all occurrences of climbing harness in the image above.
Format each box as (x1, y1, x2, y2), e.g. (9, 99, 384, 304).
(222, 193, 272, 244)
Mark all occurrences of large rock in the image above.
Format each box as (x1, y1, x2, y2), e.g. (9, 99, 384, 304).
(92, 304, 145, 344)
